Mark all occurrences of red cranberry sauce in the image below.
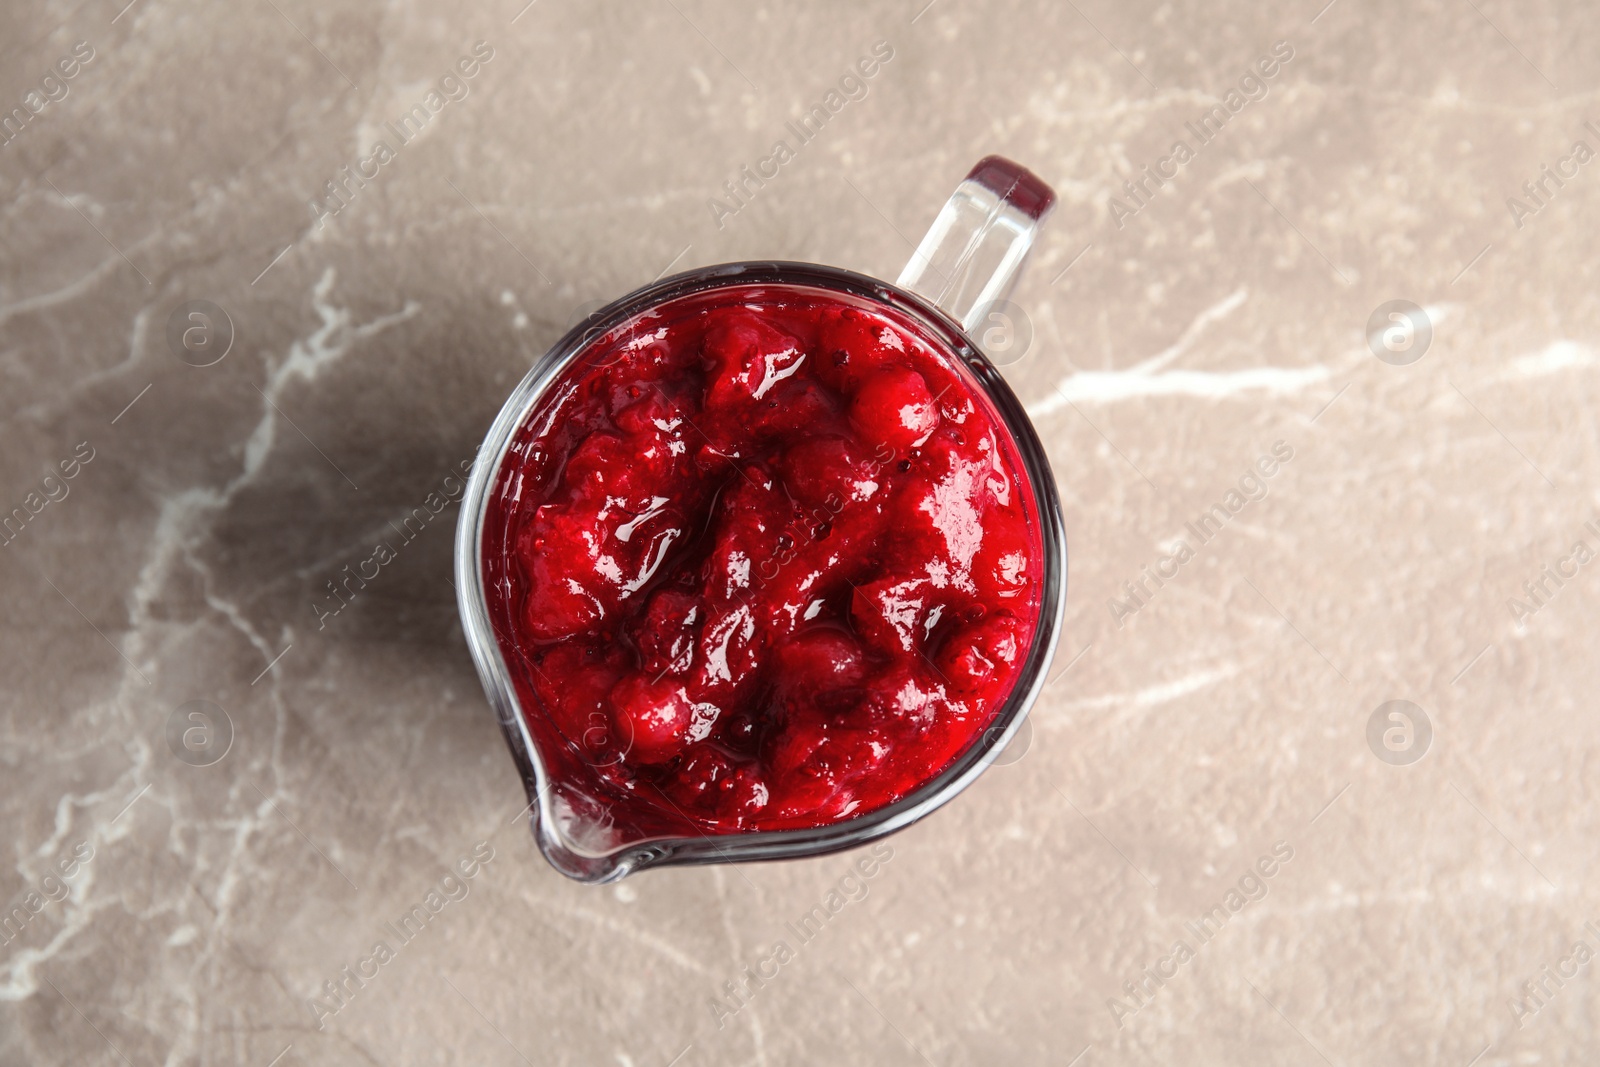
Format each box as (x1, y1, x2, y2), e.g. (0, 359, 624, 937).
(481, 284, 1042, 834)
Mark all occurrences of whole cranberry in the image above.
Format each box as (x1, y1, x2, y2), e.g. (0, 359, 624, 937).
(850, 367, 941, 451)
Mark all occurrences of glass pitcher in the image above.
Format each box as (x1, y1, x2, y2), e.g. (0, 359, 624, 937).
(455, 156, 1068, 882)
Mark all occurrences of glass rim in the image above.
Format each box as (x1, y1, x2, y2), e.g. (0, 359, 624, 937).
(454, 260, 1068, 882)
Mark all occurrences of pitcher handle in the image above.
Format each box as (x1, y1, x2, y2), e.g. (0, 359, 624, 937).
(896, 156, 1056, 336)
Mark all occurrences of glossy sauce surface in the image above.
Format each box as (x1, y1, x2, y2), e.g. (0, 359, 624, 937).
(482, 284, 1042, 833)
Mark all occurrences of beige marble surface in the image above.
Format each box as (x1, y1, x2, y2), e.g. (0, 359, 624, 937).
(3, 0, 1599, 1064)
